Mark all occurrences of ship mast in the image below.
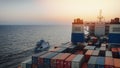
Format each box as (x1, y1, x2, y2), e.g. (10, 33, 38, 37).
(97, 9, 104, 22)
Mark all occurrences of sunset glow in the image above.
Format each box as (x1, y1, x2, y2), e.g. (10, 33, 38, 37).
(0, 0, 120, 25)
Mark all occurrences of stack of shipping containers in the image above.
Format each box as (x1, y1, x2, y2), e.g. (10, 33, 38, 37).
(72, 54, 84, 68)
(88, 56, 97, 68)
(64, 54, 77, 68)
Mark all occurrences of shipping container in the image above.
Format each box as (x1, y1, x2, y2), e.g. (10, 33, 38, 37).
(51, 53, 63, 68)
(75, 50, 83, 54)
(26, 61, 32, 68)
(117, 48, 120, 58)
(111, 48, 118, 52)
(88, 41, 93, 46)
(105, 51, 112, 57)
(96, 57, 105, 68)
(56, 53, 71, 68)
(32, 64, 38, 68)
(105, 57, 113, 68)
(38, 52, 52, 68)
(32, 51, 48, 64)
(100, 46, 106, 51)
(113, 58, 120, 68)
(84, 46, 95, 53)
(84, 46, 91, 50)
(81, 62, 87, 68)
(92, 50, 99, 56)
(99, 50, 105, 57)
(101, 43, 107, 47)
(88, 56, 97, 68)
(21, 59, 32, 68)
(83, 46, 90, 53)
(84, 46, 95, 50)
(112, 48, 119, 58)
(64, 54, 77, 68)
(118, 48, 120, 52)
(95, 48, 100, 51)
(92, 37, 98, 43)
(89, 46, 96, 50)
(72, 54, 84, 68)
(85, 50, 93, 61)
(44, 52, 58, 68)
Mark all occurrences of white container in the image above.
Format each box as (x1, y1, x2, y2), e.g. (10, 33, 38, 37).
(106, 51, 112, 57)
(92, 50, 99, 56)
(72, 54, 84, 68)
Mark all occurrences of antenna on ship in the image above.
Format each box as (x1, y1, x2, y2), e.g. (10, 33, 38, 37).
(97, 9, 104, 22)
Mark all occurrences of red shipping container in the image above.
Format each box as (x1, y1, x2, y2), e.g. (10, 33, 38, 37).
(75, 50, 83, 54)
(118, 48, 120, 52)
(112, 48, 119, 58)
(32, 64, 38, 68)
(92, 37, 98, 43)
(112, 48, 118, 52)
(85, 50, 93, 61)
(81, 62, 87, 68)
(105, 57, 114, 68)
(114, 58, 120, 68)
(64, 54, 77, 68)
(38, 52, 52, 66)
(51, 53, 63, 68)
(56, 53, 71, 68)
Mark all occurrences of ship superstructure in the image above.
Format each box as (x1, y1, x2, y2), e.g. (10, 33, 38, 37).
(71, 18, 84, 44)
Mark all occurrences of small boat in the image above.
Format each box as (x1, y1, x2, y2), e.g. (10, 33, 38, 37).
(34, 39, 50, 53)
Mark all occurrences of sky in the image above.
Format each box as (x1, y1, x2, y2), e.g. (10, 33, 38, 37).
(0, 0, 120, 25)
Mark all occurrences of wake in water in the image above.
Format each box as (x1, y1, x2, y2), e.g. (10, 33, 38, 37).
(0, 48, 34, 68)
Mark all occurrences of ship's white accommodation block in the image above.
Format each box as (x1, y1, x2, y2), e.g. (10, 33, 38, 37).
(95, 23, 105, 36)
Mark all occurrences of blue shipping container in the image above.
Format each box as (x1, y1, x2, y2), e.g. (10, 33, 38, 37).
(38, 52, 52, 68)
(32, 51, 47, 64)
(96, 57, 105, 68)
(26, 60, 32, 68)
(88, 56, 97, 68)
(44, 52, 58, 68)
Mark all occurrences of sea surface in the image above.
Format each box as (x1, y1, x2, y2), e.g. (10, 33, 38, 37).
(0, 25, 71, 68)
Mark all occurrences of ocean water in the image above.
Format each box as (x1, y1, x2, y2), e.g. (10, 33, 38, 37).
(0, 25, 71, 68)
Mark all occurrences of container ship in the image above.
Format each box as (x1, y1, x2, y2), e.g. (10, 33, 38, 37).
(19, 12, 120, 68)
